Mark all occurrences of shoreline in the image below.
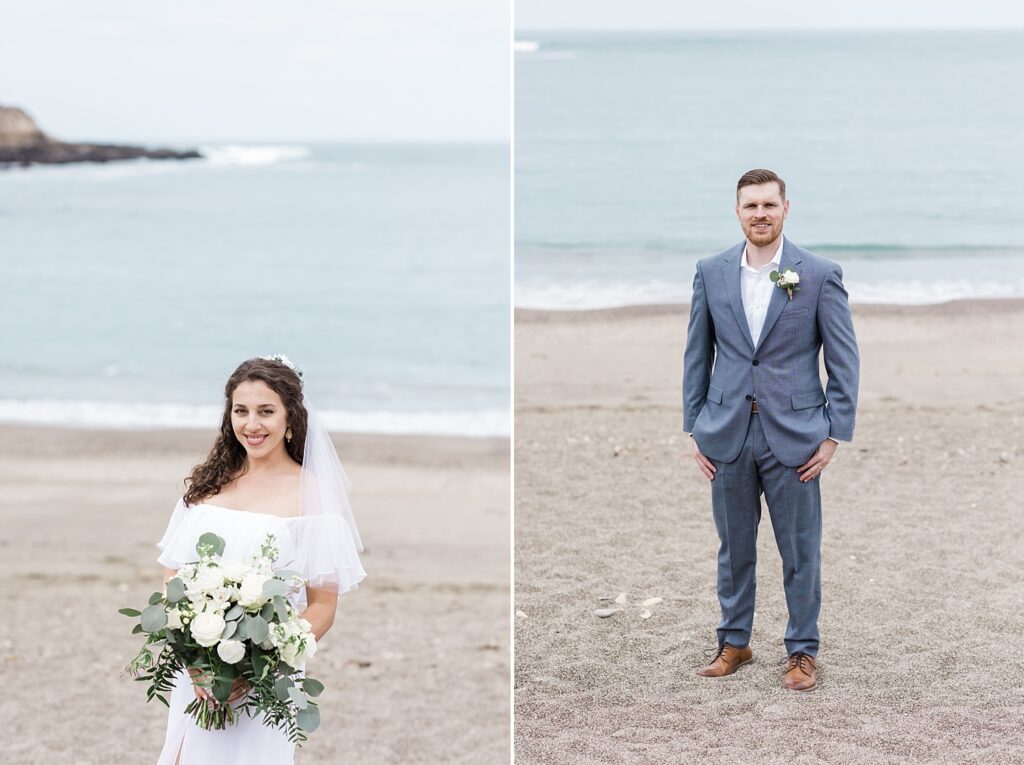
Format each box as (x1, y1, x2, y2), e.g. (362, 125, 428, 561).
(516, 295, 1024, 322)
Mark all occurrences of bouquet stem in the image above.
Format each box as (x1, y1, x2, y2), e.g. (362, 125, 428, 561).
(185, 698, 239, 731)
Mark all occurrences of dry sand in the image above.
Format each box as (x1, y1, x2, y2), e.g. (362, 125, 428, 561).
(0, 427, 509, 764)
(514, 300, 1024, 764)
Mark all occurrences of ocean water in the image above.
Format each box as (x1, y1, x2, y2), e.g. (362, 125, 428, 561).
(515, 31, 1024, 308)
(0, 144, 509, 436)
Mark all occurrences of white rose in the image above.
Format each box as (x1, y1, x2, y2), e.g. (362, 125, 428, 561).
(165, 608, 183, 630)
(784, 269, 799, 284)
(280, 642, 301, 666)
(221, 561, 250, 582)
(190, 564, 225, 595)
(190, 610, 227, 647)
(239, 572, 271, 608)
(207, 585, 235, 611)
(217, 639, 246, 664)
(298, 618, 312, 633)
(298, 636, 317, 661)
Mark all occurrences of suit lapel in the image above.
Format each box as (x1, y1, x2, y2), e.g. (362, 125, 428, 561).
(721, 243, 755, 352)
(753, 238, 803, 356)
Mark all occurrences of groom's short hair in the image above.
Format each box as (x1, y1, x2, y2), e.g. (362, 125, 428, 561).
(737, 169, 786, 200)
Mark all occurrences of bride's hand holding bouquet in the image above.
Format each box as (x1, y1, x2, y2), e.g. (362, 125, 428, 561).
(122, 531, 324, 744)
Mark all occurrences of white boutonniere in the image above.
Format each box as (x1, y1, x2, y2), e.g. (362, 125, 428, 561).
(770, 268, 800, 300)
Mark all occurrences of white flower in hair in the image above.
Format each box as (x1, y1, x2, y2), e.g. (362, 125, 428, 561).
(262, 354, 303, 381)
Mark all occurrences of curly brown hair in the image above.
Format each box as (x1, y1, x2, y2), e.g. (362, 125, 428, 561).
(183, 358, 307, 507)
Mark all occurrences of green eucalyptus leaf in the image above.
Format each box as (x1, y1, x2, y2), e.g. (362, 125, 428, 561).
(165, 578, 186, 603)
(148, 592, 163, 606)
(251, 648, 269, 680)
(272, 596, 289, 622)
(131, 623, 144, 634)
(212, 674, 233, 704)
(770, 270, 780, 282)
(260, 602, 275, 621)
(296, 703, 320, 732)
(262, 578, 290, 598)
(221, 620, 238, 640)
(247, 615, 269, 644)
(302, 678, 325, 697)
(278, 661, 296, 676)
(274, 675, 294, 702)
(141, 604, 168, 633)
(197, 532, 226, 557)
(119, 607, 142, 618)
(224, 604, 244, 621)
(287, 686, 308, 710)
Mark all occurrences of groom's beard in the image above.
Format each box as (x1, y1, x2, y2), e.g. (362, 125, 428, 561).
(743, 218, 783, 247)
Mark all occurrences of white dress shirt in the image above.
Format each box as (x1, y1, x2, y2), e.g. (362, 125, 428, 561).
(740, 236, 784, 346)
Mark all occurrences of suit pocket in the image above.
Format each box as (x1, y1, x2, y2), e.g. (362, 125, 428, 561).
(777, 308, 809, 322)
(791, 388, 826, 410)
(706, 384, 724, 404)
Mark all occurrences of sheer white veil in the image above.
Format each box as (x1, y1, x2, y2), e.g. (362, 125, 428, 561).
(300, 395, 363, 553)
(292, 393, 366, 595)
(257, 356, 363, 593)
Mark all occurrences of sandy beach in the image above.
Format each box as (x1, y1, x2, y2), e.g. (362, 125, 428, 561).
(514, 300, 1024, 764)
(0, 427, 509, 764)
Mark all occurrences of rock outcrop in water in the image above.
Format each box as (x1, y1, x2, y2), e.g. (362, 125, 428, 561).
(0, 105, 201, 167)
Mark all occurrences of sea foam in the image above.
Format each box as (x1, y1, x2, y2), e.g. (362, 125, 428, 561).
(516, 279, 1024, 310)
(199, 145, 311, 167)
(0, 400, 509, 438)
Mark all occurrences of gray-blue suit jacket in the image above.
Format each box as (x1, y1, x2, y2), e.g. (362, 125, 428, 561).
(683, 239, 860, 467)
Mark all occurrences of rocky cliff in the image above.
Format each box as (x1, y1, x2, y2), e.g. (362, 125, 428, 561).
(0, 105, 201, 167)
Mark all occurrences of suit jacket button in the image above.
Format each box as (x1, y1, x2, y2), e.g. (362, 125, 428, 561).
(745, 395, 752, 401)
(752, 360, 760, 366)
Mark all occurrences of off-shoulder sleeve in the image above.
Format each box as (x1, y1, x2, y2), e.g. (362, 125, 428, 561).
(291, 514, 366, 596)
(156, 497, 188, 569)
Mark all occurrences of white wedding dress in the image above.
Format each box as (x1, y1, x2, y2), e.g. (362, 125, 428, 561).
(154, 499, 365, 765)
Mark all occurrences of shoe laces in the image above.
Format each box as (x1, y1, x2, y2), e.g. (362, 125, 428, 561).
(784, 652, 813, 674)
(704, 642, 738, 663)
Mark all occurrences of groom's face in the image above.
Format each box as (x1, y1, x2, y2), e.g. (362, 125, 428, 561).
(736, 182, 789, 247)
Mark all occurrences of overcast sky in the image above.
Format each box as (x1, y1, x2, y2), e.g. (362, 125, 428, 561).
(516, 0, 1024, 30)
(0, 1, 510, 144)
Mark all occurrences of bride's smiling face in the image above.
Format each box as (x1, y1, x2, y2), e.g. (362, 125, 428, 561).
(231, 380, 290, 458)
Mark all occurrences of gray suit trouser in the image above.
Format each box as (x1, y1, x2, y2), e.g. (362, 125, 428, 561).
(708, 412, 822, 656)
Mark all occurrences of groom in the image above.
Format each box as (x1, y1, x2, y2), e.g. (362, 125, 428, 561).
(682, 169, 859, 691)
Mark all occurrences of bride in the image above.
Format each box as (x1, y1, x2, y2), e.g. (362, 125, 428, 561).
(155, 356, 365, 764)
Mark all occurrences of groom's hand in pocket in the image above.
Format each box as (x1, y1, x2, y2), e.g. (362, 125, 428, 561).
(797, 439, 838, 482)
(692, 438, 717, 481)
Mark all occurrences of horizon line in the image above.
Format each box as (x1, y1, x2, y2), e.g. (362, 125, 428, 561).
(515, 26, 1024, 33)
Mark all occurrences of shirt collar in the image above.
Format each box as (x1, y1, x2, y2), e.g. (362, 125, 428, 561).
(741, 235, 784, 273)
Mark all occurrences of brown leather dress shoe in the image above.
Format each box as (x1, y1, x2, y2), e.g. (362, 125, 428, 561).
(782, 652, 817, 691)
(696, 643, 754, 677)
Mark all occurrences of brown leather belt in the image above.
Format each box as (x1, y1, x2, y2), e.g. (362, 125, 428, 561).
(751, 401, 759, 413)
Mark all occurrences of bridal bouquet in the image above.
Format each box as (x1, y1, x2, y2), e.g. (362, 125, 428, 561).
(122, 532, 323, 743)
